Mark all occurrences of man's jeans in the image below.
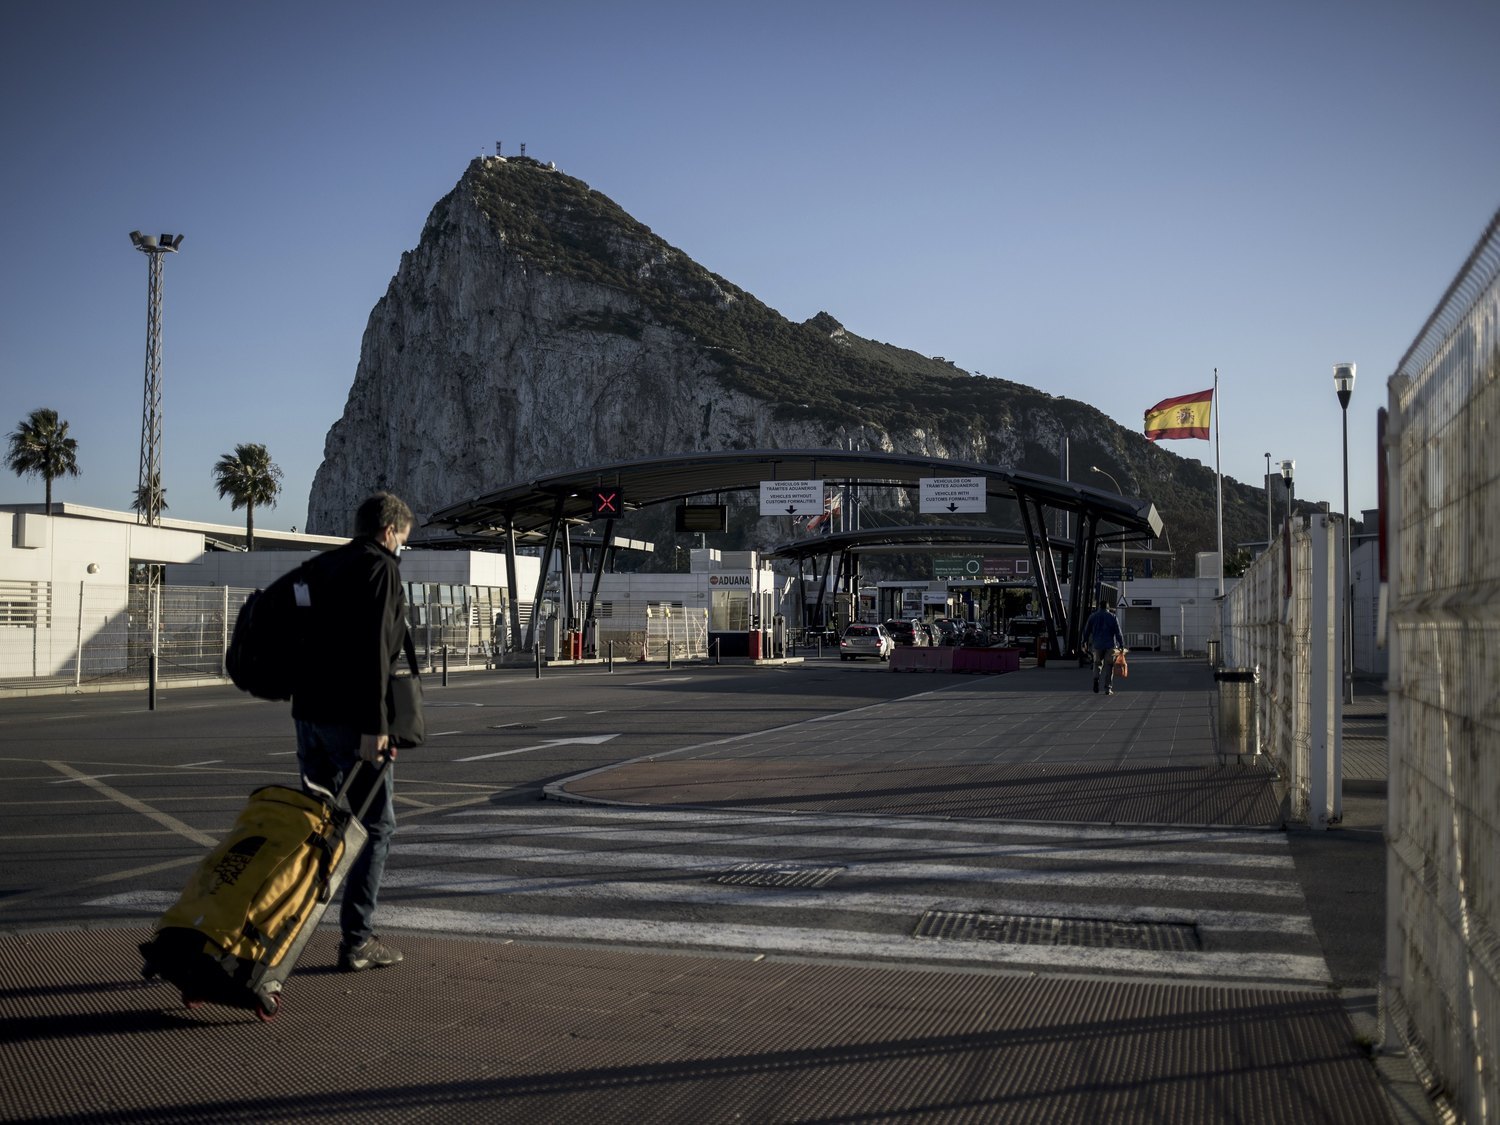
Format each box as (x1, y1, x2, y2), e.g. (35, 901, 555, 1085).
(294, 721, 396, 947)
(1092, 647, 1118, 691)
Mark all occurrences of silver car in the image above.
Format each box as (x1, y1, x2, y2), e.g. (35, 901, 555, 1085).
(840, 623, 893, 661)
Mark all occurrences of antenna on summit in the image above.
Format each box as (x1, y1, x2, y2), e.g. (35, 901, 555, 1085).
(519, 142, 526, 157)
(495, 141, 502, 155)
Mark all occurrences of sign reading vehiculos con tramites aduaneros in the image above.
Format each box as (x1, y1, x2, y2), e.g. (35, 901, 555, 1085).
(919, 476, 986, 514)
(759, 479, 823, 516)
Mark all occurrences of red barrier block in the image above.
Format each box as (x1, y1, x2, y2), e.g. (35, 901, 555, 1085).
(888, 646, 954, 672)
(952, 647, 1021, 674)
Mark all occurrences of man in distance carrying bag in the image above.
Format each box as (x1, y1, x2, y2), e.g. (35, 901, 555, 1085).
(293, 491, 420, 972)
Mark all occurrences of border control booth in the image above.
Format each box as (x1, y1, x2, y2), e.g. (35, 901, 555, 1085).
(427, 450, 1161, 661)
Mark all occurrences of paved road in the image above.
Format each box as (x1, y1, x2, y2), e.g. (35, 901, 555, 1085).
(0, 656, 1422, 1125)
(3, 657, 1327, 989)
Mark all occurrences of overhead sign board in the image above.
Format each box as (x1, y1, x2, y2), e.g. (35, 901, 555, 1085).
(760, 479, 823, 516)
(934, 555, 984, 579)
(919, 476, 986, 514)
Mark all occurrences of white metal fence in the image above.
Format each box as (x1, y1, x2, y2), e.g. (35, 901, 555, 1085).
(1382, 209, 1500, 1124)
(1220, 513, 1343, 828)
(592, 603, 709, 661)
(0, 582, 247, 686)
(0, 581, 523, 687)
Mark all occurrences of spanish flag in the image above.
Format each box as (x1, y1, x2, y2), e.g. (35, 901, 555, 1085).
(1143, 389, 1213, 441)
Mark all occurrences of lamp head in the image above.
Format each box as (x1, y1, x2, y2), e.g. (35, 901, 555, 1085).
(1280, 459, 1295, 484)
(1333, 362, 1356, 408)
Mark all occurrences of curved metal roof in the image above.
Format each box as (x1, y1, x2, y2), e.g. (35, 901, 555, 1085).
(425, 448, 1162, 541)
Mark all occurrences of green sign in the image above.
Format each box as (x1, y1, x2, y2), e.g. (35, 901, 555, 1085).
(934, 555, 983, 579)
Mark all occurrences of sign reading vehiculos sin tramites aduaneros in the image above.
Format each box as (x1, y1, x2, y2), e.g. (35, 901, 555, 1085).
(759, 479, 823, 516)
(919, 476, 986, 514)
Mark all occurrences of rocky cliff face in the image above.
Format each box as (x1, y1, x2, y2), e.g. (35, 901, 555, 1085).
(308, 157, 1266, 564)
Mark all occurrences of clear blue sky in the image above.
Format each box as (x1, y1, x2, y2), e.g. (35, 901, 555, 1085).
(4, 0, 1497, 530)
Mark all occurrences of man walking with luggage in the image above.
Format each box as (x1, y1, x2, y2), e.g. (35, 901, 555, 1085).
(293, 492, 413, 972)
(1084, 599, 1125, 696)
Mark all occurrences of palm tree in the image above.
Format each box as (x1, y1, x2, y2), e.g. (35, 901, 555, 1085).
(6, 408, 80, 515)
(130, 475, 168, 516)
(212, 443, 283, 550)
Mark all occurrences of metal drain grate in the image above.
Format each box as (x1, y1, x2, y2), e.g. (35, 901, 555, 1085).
(915, 910, 1201, 951)
(713, 862, 845, 888)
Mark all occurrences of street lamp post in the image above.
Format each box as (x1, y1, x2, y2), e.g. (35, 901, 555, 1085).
(129, 231, 183, 529)
(1090, 466, 1126, 618)
(129, 230, 182, 712)
(1265, 452, 1273, 548)
(1334, 363, 1356, 704)
(1280, 459, 1295, 526)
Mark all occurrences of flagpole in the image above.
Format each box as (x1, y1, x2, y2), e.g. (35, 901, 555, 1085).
(1214, 368, 1224, 597)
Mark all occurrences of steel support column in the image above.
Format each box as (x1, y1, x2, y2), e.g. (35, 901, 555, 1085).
(504, 518, 523, 652)
(524, 496, 566, 652)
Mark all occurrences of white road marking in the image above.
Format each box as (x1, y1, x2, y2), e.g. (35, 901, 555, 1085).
(44, 761, 218, 848)
(390, 839, 1302, 899)
(457, 734, 619, 763)
(373, 866, 1316, 936)
(78, 891, 1325, 985)
(397, 823, 1293, 871)
(441, 806, 1289, 850)
(373, 905, 1332, 985)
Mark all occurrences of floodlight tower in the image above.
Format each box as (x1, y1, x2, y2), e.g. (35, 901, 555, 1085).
(129, 230, 183, 528)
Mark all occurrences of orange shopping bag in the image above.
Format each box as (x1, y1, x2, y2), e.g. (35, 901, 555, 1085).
(1114, 649, 1129, 678)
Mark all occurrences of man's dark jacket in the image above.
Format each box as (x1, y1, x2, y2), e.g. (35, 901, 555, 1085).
(291, 536, 407, 736)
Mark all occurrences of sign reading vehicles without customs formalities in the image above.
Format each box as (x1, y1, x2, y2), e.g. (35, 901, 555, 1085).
(760, 479, 824, 516)
(919, 476, 986, 514)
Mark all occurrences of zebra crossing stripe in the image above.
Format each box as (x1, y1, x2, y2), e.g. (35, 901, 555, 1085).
(391, 839, 1304, 899)
(449, 806, 1290, 848)
(398, 822, 1294, 872)
(372, 904, 1331, 985)
(375, 866, 1315, 936)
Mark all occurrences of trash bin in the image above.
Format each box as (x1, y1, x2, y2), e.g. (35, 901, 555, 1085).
(1214, 667, 1259, 757)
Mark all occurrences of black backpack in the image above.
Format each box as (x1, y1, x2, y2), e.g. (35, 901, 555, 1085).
(226, 562, 316, 701)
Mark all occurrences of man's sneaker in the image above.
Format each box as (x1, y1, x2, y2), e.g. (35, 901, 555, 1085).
(339, 935, 403, 972)
(1092, 677, 1099, 693)
(1106, 686, 1114, 696)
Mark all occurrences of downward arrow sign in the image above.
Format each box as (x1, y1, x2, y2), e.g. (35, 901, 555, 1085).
(785, 505, 797, 514)
(457, 734, 620, 762)
(947, 502, 959, 512)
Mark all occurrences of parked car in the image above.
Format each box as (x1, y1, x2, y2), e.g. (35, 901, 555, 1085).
(840, 623, 893, 661)
(883, 619, 928, 647)
(915, 621, 941, 647)
(959, 622, 993, 647)
(930, 619, 961, 646)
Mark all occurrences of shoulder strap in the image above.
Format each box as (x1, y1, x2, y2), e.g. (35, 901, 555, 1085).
(401, 628, 421, 676)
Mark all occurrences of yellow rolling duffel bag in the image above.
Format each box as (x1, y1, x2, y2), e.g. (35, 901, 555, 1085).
(139, 761, 386, 1021)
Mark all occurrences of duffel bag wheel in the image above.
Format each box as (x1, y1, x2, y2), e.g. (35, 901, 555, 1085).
(180, 992, 204, 1010)
(255, 995, 280, 1022)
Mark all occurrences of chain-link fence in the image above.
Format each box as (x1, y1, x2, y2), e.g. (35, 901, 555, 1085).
(1382, 207, 1500, 1125)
